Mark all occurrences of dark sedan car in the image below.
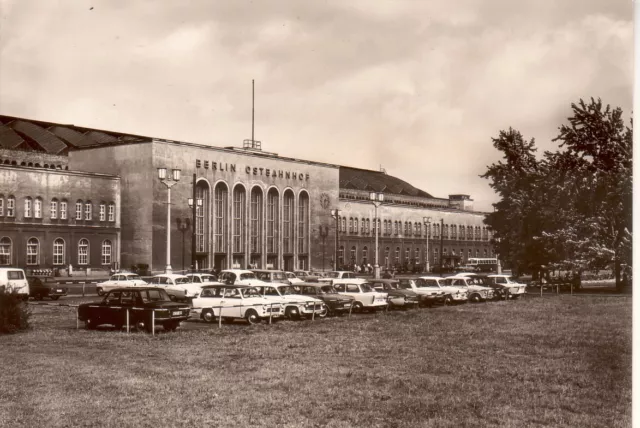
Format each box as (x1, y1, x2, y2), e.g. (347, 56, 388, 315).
(28, 277, 68, 301)
(77, 287, 190, 332)
(295, 283, 354, 316)
(369, 279, 420, 309)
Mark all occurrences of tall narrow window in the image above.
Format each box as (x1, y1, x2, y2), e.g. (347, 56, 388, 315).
(282, 190, 294, 254)
(60, 201, 67, 220)
(34, 198, 42, 219)
(405, 247, 410, 262)
(395, 247, 400, 264)
(24, 197, 33, 218)
(362, 246, 368, 263)
(232, 186, 245, 253)
(266, 189, 279, 254)
(196, 183, 209, 253)
(338, 246, 344, 267)
(108, 203, 115, 222)
(350, 246, 356, 263)
(0, 237, 11, 265)
(75, 201, 83, 220)
(348, 218, 353, 233)
(99, 203, 106, 221)
(366, 219, 370, 234)
(50, 199, 58, 219)
(78, 239, 89, 265)
(298, 192, 309, 253)
(451, 225, 457, 239)
(214, 183, 228, 253)
(6, 196, 15, 217)
(250, 188, 263, 254)
(26, 238, 39, 265)
(84, 202, 92, 220)
(341, 217, 346, 234)
(353, 218, 358, 235)
(0, 195, 4, 216)
(102, 240, 112, 265)
(384, 247, 390, 267)
(53, 238, 65, 265)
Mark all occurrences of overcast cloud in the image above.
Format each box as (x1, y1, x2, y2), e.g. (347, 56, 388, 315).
(0, 0, 632, 211)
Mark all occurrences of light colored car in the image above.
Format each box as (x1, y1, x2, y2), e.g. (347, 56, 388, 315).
(486, 274, 527, 299)
(397, 278, 447, 307)
(185, 273, 220, 286)
(255, 284, 326, 319)
(284, 272, 304, 285)
(96, 273, 147, 296)
(318, 271, 362, 284)
(369, 279, 420, 309)
(191, 284, 284, 324)
(333, 281, 388, 312)
(219, 270, 267, 286)
(0, 268, 29, 300)
(251, 269, 290, 285)
(417, 276, 468, 305)
(148, 274, 201, 301)
(443, 276, 495, 302)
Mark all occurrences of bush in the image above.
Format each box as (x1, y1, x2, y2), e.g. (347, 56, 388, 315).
(0, 291, 31, 334)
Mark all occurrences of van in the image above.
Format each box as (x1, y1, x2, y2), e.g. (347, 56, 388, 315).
(0, 268, 30, 300)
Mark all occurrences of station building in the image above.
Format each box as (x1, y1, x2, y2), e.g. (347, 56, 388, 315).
(0, 114, 493, 274)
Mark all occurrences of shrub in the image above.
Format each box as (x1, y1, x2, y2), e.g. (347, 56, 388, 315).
(0, 291, 31, 334)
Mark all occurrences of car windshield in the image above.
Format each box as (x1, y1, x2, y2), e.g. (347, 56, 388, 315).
(272, 272, 286, 280)
(139, 289, 170, 302)
(320, 285, 337, 294)
(278, 286, 296, 295)
(241, 287, 262, 298)
(326, 272, 340, 278)
(262, 286, 281, 297)
(360, 283, 374, 292)
(200, 275, 216, 282)
(239, 273, 257, 280)
(174, 277, 191, 284)
(125, 274, 141, 281)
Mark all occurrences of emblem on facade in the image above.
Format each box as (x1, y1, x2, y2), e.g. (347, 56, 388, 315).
(320, 192, 330, 209)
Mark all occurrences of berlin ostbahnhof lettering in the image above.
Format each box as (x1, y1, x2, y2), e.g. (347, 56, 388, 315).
(0, 114, 493, 275)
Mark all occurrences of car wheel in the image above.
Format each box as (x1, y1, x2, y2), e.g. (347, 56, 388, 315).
(245, 309, 260, 325)
(444, 296, 453, 306)
(51, 296, 60, 301)
(163, 321, 180, 331)
(85, 318, 98, 330)
(470, 294, 481, 303)
(352, 301, 364, 313)
(317, 305, 328, 318)
(202, 309, 216, 323)
(285, 306, 300, 320)
(96, 287, 105, 296)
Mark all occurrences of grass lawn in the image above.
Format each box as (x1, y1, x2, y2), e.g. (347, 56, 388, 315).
(0, 296, 631, 428)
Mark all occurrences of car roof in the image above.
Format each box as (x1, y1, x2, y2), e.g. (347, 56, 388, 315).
(153, 274, 189, 279)
(369, 279, 398, 284)
(107, 286, 164, 292)
(201, 284, 253, 289)
(251, 269, 285, 273)
(221, 269, 254, 274)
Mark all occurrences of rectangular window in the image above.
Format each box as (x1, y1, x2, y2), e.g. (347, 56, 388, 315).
(51, 201, 58, 219)
(266, 192, 277, 254)
(76, 203, 82, 220)
(6, 198, 14, 217)
(102, 243, 111, 265)
(78, 243, 88, 265)
(0, 199, 3, 216)
(27, 242, 38, 265)
(84, 203, 92, 220)
(53, 241, 64, 265)
(25, 199, 32, 218)
(232, 190, 244, 253)
(34, 199, 42, 218)
(283, 196, 292, 254)
(196, 193, 205, 253)
(99, 204, 106, 221)
(214, 187, 226, 253)
(298, 196, 308, 253)
(60, 202, 67, 220)
(108, 204, 114, 222)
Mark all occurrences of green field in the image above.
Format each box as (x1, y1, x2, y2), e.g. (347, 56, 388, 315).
(0, 296, 631, 428)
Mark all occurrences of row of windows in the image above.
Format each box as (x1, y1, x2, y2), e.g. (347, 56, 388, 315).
(0, 237, 113, 266)
(0, 196, 115, 222)
(337, 245, 494, 264)
(337, 217, 491, 240)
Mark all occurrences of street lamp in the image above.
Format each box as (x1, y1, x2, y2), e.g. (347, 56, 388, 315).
(369, 192, 384, 279)
(158, 167, 181, 274)
(330, 209, 341, 270)
(176, 217, 191, 273)
(188, 196, 203, 272)
(319, 225, 329, 272)
(423, 216, 431, 273)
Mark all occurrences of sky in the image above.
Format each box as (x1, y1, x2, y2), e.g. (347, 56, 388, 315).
(0, 0, 633, 212)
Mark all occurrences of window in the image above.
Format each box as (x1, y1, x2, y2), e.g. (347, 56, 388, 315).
(366, 219, 370, 234)
(0, 237, 11, 265)
(451, 225, 457, 239)
(414, 222, 419, 236)
(26, 238, 39, 265)
(298, 192, 309, 253)
(214, 183, 228, 253)
(349, 218, 353, 233)
(99, 203, 106, 221)
(60, 201, 67, 220)
(362, 246, 368, 263)
(250, 188, 263, 254)
(384, 247, 390, 267)
(282, 190, 294, 254)
(24, 197, 32, 218)
(53, 238, 65, 265)
(102, 240, 112, 265)
(6, 196, 15, 217)
(350, 246, 356, 263)
(196, 184, 209, 253)
(34, 198, 42, 219)
(341, 217, 346, 234)
(108, 203, 115, 222)
(0, 195, 3, 216)
(84, 202, 92, 220)
(353, 218, 358, 235)
(415, 247, 420, 261)
(417, 223, 422, 237)
(394, 221, 398, 236)
(78, 238, 89, 265)
(75, 201, 83, 220)
(338, 246, 344, 267)
(266, 189, 278, 254)
(50, 199, 58, 219)
(233, 186, 247, 253)
(404, 247, 410, 262)
(467, 226, 473, 240)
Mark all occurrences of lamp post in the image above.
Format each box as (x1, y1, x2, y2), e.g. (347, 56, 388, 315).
(158, 167, 181, 274)
(423, 216, 431, 273)
(319, 225, 329, 272)
(330, 209, 341, 270)
(369, 192, 384, 279)
(188, 196, 203, 272)
(495, 236, 502, 274)
(176, 217, 191, 273)
(439, 218, 444, 276)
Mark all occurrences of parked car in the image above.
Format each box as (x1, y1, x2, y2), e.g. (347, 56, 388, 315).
(417, 276, 468, 305)
(96, 273, 147, 296)
(219, 270, 267, 286)
(333, 281, 388, 312)
(296, 283, 355, 316)
(293, 271, 321, 282)
(251, 269, 291, 285)
(148, 274, 201, 301)
(185, 273, 220, 286)
(191, 284, 284, 324)
(368, 279, 420, 309)
(397, 277, 447, 307)
(28, 277, 68, 301)
(284, 272, 304, 285)
(486, 274, 527, 299)
(0, 268, 29, 300)
(443, 276, 495, 302)
(318, 271, 362, 284)
(77, 287, 190, 332)
(255, 284, 326, 319)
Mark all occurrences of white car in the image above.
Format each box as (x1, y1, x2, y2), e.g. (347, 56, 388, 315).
(148, 274, 201, 301)
(284, 272, 304, 285)
(218, 269, 267, 286)
(333, 281, 388, 312)
(418, 276, 469, 305)
(486, 274, 527, 298)
(96, 273, 147, 296)
(255, 284, 326, 319)
(185, 273, 221, 286)
(443, 276, 495, 302)
(191, 284, 284, 324)
(397, 278, 447, 306)
(318, 271, 363, 284)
